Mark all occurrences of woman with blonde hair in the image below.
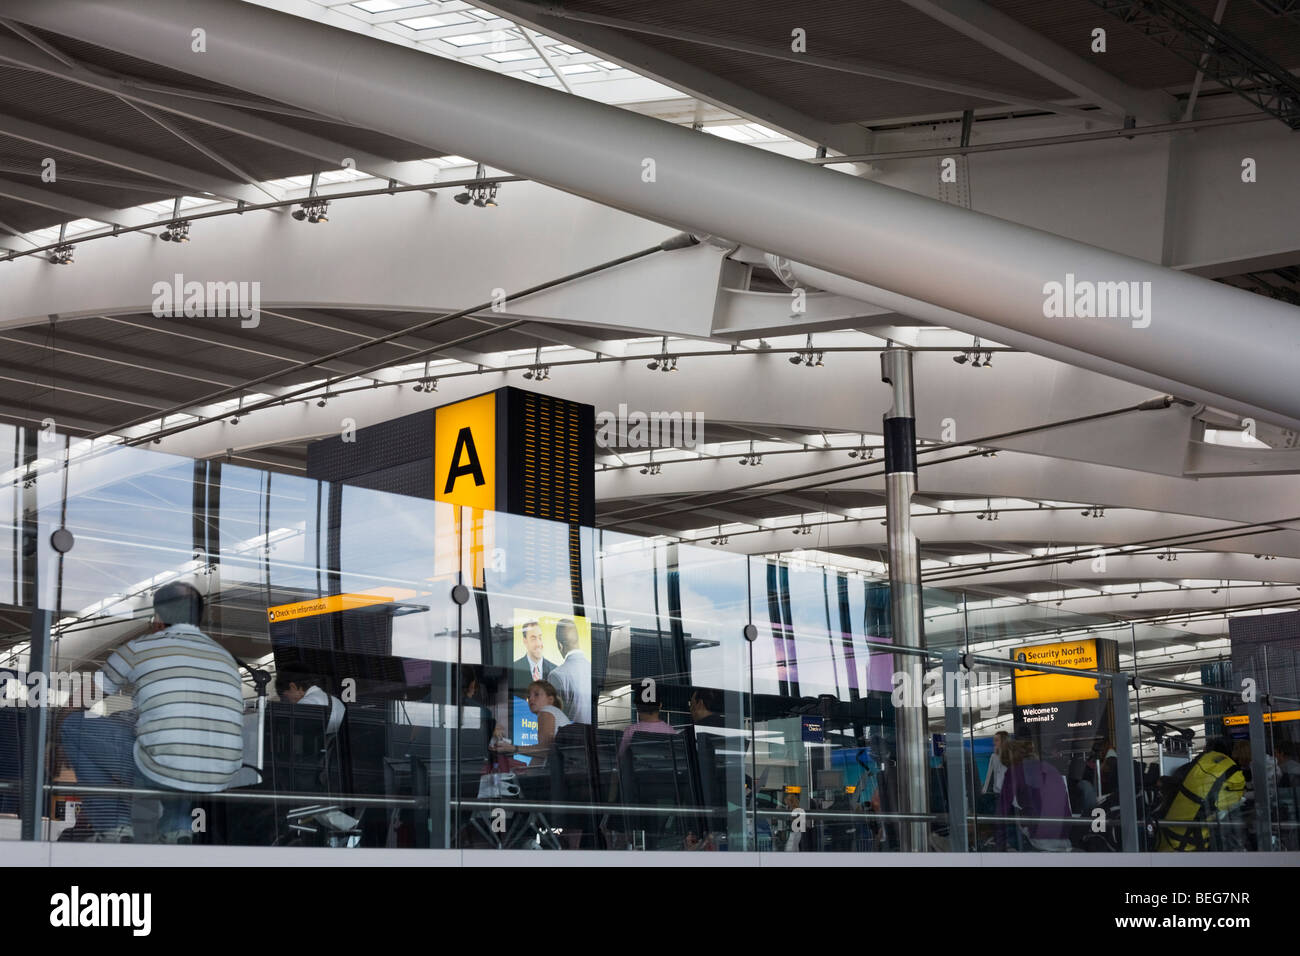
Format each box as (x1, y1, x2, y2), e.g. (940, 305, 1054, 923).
(491, 679, 570, 769)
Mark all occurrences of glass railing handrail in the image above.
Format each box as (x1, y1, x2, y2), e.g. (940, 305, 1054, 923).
(45, 784, 422, 809)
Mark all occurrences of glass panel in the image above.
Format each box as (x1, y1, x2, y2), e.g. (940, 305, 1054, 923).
(2, 426, 1289, 856)
(749, 555, 933, 852)
(26, 437, 461, 849)
(463, 514, 752, 851)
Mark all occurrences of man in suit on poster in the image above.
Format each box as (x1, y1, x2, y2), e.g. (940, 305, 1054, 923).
(511, 619, 557, 696)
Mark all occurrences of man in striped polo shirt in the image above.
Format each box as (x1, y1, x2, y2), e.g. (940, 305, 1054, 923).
(60, 582, 244, 842)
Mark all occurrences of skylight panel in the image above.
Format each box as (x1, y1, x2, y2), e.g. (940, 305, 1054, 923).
(442, 31, 498, 46)
(705, 126, 756, 142)
(399, 13, 473, 29)
(353, 0, 426, 12)
(485, 48, 535, 62)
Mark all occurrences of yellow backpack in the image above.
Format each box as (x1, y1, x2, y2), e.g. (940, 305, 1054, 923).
(1157, 751, 1246, 852)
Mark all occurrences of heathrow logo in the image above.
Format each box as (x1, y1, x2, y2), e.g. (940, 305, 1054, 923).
(1042, 273, 1152, 329)
(151, 272, 261, 328)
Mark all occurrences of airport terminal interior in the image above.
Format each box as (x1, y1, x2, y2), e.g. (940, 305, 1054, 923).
(0, 0, 1299, 862)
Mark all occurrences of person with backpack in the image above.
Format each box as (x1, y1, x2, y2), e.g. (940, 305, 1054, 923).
(1155, 738, 1246, 851)
(997, 738, 1072, 851)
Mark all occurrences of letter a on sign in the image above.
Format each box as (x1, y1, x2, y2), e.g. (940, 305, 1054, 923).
(435, 392, 497, 509)
(445, 428, 485, 493)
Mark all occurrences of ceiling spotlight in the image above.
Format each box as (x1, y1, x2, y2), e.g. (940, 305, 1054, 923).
(522, 368, 534, 380)
(316, 397, 328, 408)
(160, 220, 190, 243)
(473, 194, 486, 208)
(294, 198, 329, 223)
(982, 350, 993, 368)
(454, 191, 472, 205)
(788, 353, 803, 365)
(953, 352, 969, 365)
(647, 359, 660, 371)
(229, 416, 240, 425)
(48, 243, 75, 265)
(814, 352, 824, 367)
(484, 184, 499, 207)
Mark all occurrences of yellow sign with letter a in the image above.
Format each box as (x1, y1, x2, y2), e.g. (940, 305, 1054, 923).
(434, 392, 496, 510)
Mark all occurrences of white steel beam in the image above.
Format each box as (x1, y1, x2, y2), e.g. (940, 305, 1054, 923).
(474, 0, 874, 154)
(15, 0, 1292, 424)
(0, 34, 431, 185)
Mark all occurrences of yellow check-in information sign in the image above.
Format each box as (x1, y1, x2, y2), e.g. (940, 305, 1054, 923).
(267, 592, 395, 623)
(1223, 710, 1300, 727)
(434, 392, 496, 510)
(1013, 638, 1101, 706)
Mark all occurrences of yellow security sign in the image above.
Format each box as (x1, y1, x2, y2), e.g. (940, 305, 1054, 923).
(435, 392, 496, 510)
(1013, 639, 1101, 706)
(267, 592, 395, 623)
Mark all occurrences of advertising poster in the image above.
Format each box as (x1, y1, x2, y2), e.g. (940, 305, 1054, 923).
(509, 609, 591, 692)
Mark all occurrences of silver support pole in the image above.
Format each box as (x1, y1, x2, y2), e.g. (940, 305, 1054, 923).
(941, 650, 969, 853)
(1247, 695, 1273, 851)
(1111, 676, 1140, 852)
(19, 427, 50, 842)
(881, 348, 928, 852)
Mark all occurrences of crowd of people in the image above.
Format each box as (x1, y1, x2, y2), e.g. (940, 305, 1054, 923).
(48, 589, 1300, 853)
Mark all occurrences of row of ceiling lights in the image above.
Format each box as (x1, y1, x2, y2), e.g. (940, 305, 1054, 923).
(39, 170, 511, 265)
